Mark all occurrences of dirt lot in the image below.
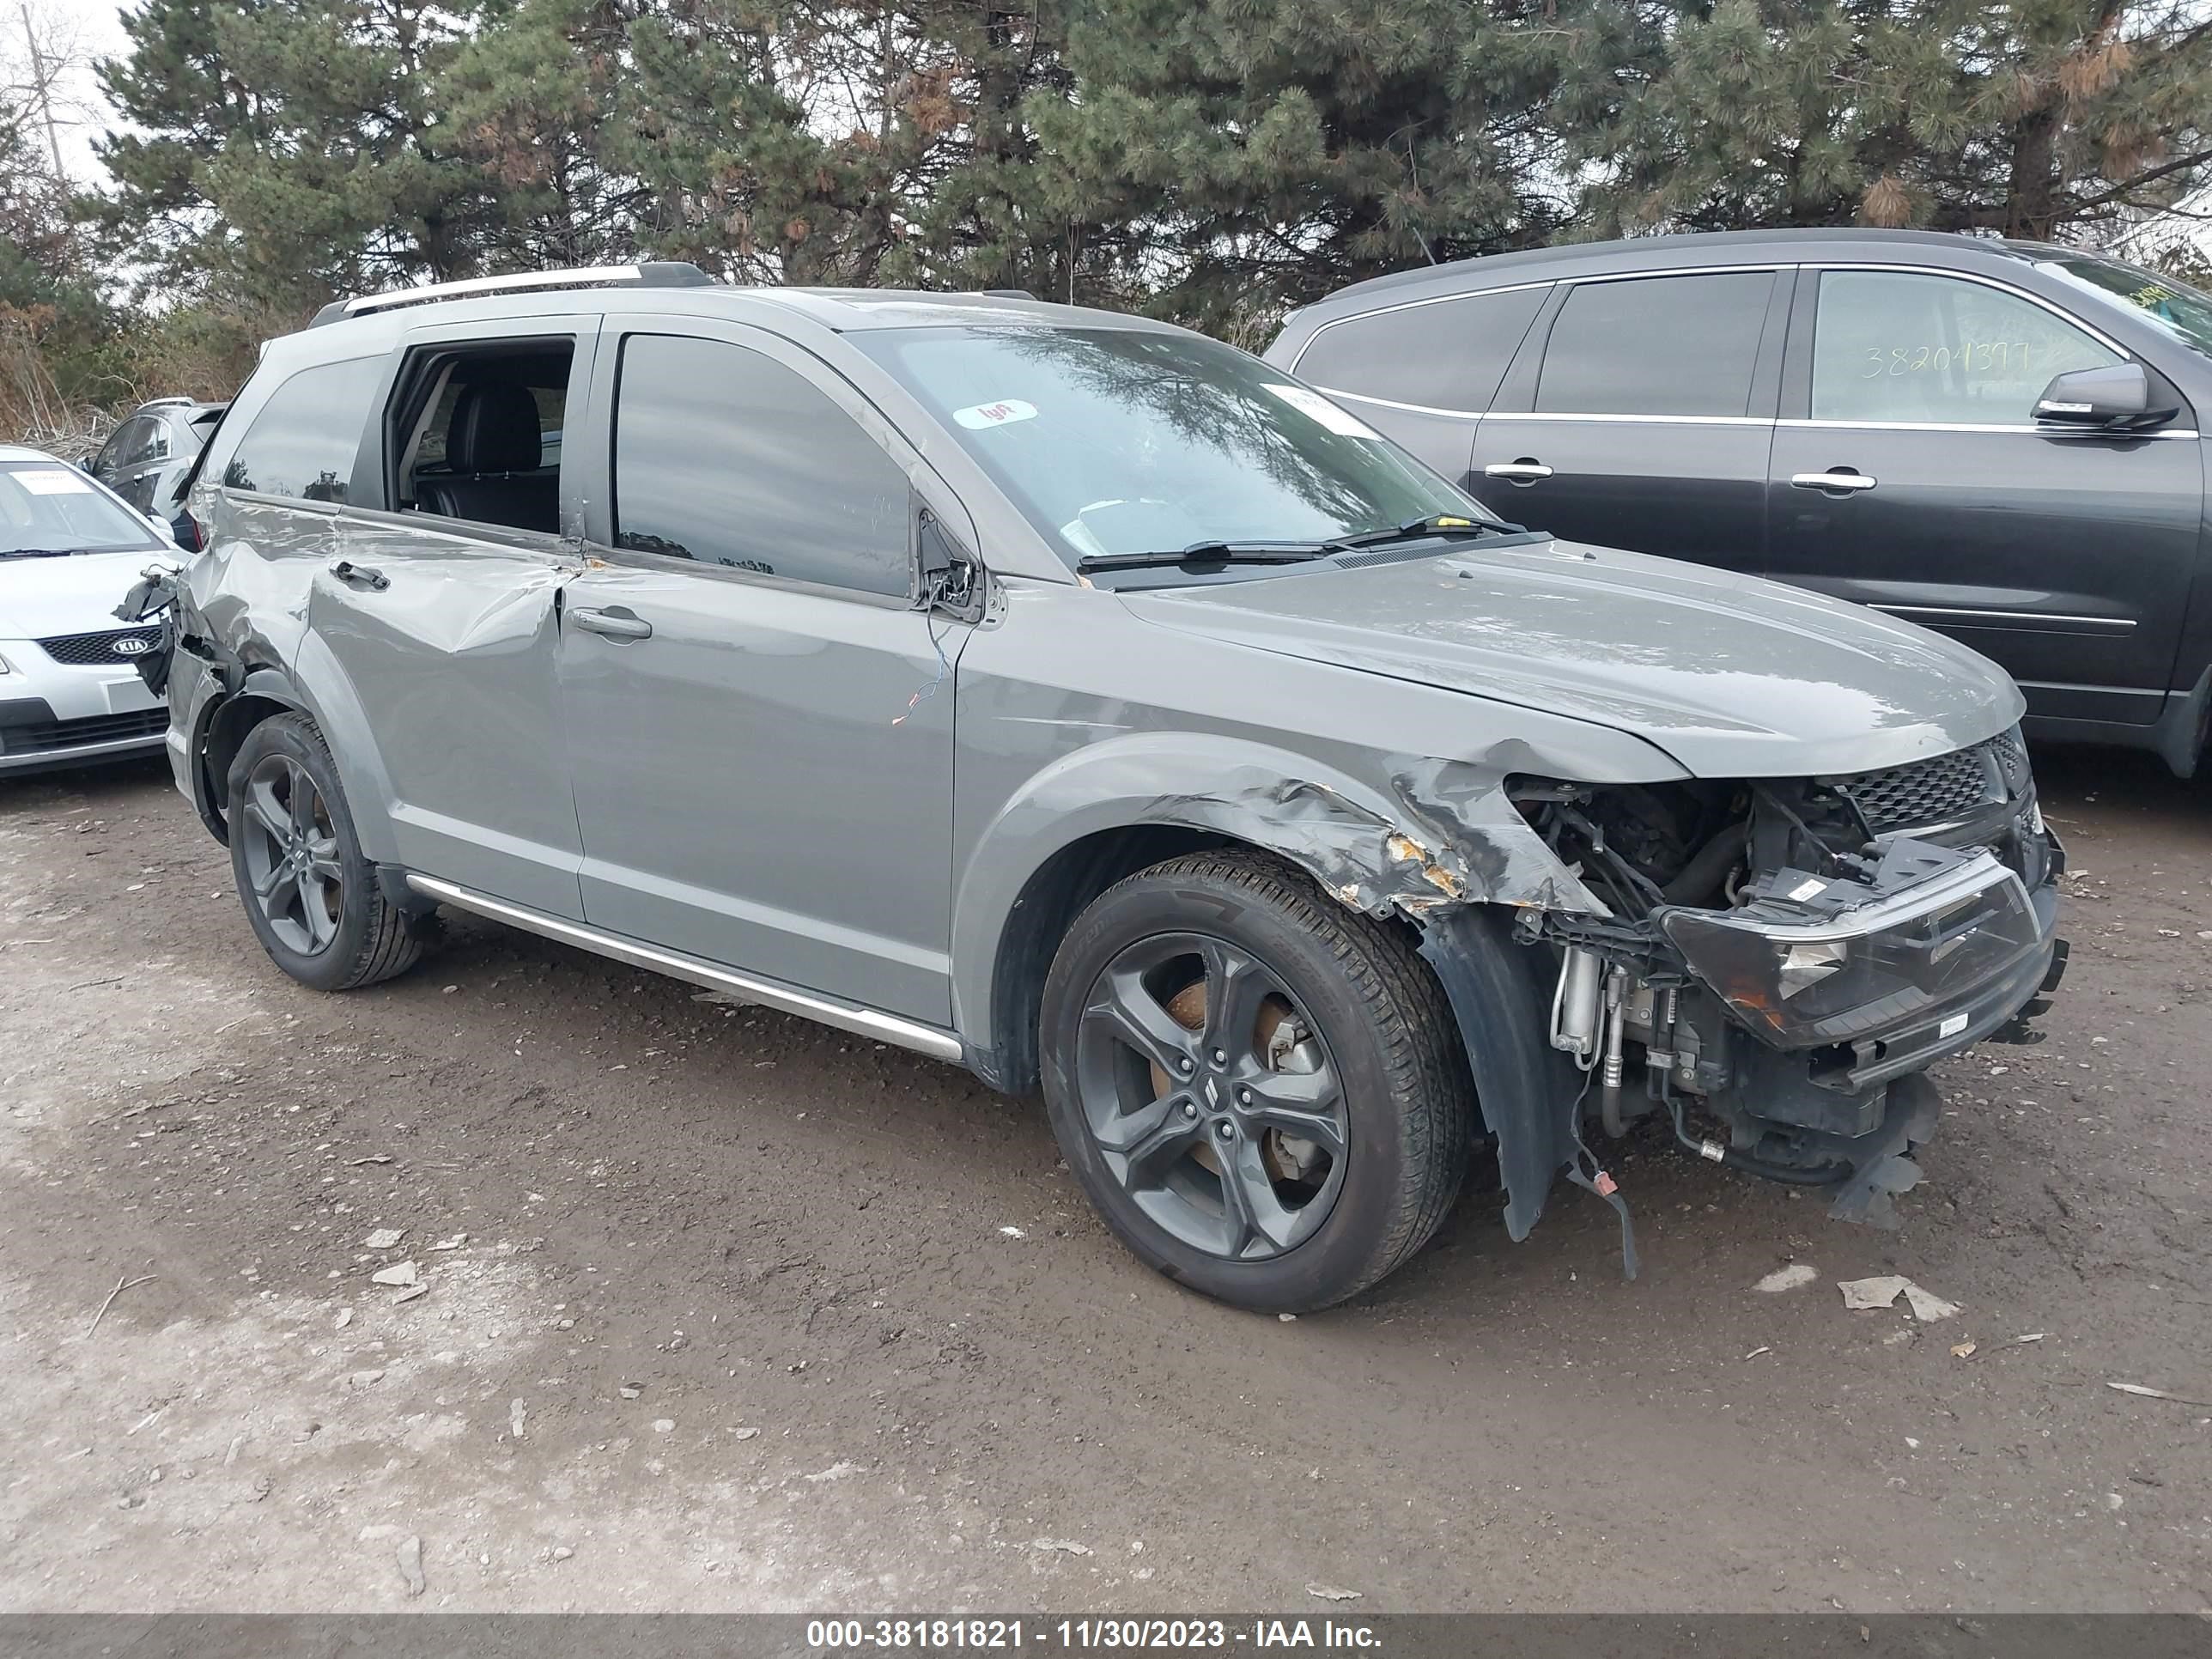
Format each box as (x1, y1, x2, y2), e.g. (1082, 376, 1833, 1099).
(0, 744, 2207, 1614)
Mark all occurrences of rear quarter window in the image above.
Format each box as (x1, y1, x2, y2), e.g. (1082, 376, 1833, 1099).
(221, 356, 386, 501)
(1294, 286, 1548, 413)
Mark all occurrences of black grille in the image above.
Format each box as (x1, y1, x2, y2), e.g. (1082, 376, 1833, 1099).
(1825, 726, 2026, 834)
(35, 626, 163, 666)
(0, 708, 167, 756)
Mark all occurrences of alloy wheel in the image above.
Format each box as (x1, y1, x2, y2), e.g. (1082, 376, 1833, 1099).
(1073, 932, 1349, 1261)
(237, 753, 344, 957)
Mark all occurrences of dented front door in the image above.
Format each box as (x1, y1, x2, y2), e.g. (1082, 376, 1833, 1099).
(310, 512, 583, 917)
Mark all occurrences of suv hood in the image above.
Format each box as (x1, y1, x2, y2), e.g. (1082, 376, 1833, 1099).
(0, 549, 167, 641)
(1123, 538, 2026, 779)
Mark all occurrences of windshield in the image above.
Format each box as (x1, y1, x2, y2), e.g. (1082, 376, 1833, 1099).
(0, 460, 161, 557)
(854, 325, 1488, 569)
(2037, 252, 2212, 360)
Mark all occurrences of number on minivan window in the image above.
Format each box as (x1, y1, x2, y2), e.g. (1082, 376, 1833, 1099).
(1810, 270, 2120, 425)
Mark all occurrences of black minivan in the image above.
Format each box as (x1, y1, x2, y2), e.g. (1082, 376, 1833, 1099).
(1266, 229, 2212, 775)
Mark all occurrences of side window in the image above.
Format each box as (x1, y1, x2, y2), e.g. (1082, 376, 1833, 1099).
(391, 340, 573, 535)
(1295, 286, 1549, 412)
(1810, 270, 2122, 424)
(611, 333, 911, 596)
(224, 356, 386, 501)
(93, 418, 145, 477)
(129, 419, 171, 465)
(1535, 272, 1775, 417)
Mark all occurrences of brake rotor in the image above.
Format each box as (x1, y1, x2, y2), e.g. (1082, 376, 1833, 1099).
(1147, 976, 1316, 1182)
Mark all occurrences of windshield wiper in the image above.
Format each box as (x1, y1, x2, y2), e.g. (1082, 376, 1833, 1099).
(1075, 539, 1337, 574)
(0, 547, 84, 560)
(1074, 516, 1521, 575)
(1325, 514, 1520, 551)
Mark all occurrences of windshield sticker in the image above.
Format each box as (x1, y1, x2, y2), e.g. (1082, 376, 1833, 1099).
(1262, 383, 1382, 440)
(12, 467, 95, 495)
(954, 398, 1038, 430)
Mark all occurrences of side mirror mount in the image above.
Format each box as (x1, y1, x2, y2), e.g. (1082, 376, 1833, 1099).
(915, 507, 984, 622)
(2033, 362, 2178, 432)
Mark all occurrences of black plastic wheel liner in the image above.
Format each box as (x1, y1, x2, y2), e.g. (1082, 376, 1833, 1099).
(1416, 905, 1584, 1244)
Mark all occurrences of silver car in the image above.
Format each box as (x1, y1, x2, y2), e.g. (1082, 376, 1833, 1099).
(0, 446, 177, 775)
(83, 398, 228, 532)
(133, 264, 2064, 1311)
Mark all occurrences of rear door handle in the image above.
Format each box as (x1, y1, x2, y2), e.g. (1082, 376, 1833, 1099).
(1790, 470, 1878, 495)
(571, 606, 653, 640)
(327, 559, 389, 591)
(1484, 459, 1553, 483)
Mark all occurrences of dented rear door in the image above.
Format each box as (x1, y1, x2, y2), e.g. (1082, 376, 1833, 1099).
(309, 511, 584, 917)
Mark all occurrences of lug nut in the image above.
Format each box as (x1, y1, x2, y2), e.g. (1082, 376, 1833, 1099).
(1181, 1101, 1198, 1120)
(1176, 1056, 1194, 1074)
(1237, 1087, 1252, 1105)
(1211, 1048, 1227, 1065)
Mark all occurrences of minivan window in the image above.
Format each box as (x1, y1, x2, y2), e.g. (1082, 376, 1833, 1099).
(2039, 253, 2212, 362)
(854, 325, 1484, 569)
(223, 356, 385, 501)
(1535, 272, 1773, 417)
(611, 333, 911, 594)
(1811, 270, 2118, 425)
(1295, 286, 1549, 413)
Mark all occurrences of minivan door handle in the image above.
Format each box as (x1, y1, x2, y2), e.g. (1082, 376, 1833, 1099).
(570, 606, 653, 641)
(327, 559, 389, 591)
(1790, 469, 1878, 495)
(1484, 459, 1553, 483)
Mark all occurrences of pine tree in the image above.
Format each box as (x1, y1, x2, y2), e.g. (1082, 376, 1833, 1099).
(95, 0, 504, 316)
(1565, 0, 2212, 243)
(1032, 0, 1573, 339)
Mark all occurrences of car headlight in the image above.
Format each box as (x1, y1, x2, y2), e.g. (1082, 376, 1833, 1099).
(1656, 855, 2045, 1048)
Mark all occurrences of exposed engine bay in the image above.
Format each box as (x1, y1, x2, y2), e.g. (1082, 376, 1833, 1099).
(1506, 726, 2066, 1229)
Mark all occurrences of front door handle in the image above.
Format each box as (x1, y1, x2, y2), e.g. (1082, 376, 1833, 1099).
(1790, 469, 1878, 495)
(328, 559, 389, 591)
(571, 606, 653, 641)
(1484, 459, 1553, 483)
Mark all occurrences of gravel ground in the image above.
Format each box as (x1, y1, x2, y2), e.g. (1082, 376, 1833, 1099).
(0, 744, 2206, 1613)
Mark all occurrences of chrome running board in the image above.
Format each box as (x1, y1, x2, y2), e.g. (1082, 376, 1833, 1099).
(405, 872, 965, 1062)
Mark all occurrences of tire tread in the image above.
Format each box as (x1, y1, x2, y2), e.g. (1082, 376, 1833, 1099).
(234, 712, 423, 992)
(1062, 848, 1474, 1309)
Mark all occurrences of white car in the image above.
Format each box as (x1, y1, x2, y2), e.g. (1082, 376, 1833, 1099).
(0, 444, 177, 776)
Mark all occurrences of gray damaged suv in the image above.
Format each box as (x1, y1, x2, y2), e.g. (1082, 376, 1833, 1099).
(128, 264, 2065, 1311)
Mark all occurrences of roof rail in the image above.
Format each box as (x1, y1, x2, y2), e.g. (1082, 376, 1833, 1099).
(309, 261, 716, 327)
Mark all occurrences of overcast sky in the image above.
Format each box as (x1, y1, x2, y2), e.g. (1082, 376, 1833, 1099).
(14, 0, 131, 184)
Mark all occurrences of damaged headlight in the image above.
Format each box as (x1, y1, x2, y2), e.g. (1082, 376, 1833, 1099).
(1777, 939, 1848, 998)
(1656, 852, 2045, 1048)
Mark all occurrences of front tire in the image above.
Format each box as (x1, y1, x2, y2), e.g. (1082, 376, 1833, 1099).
(227, 712, 423, 992)
(1040, 850, 1474, 1312)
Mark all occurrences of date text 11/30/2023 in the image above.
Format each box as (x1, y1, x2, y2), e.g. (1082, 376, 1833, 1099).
(804, 1618, 1385, 1650)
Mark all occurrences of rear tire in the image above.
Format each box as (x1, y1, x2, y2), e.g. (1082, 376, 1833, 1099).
(228, 712, 423, 992)
(1040, 849, 1474, 1312)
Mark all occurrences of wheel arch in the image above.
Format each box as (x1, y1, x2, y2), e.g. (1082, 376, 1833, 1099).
(191, 652, 398, 863)
(951, 732, 1589, 1092)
